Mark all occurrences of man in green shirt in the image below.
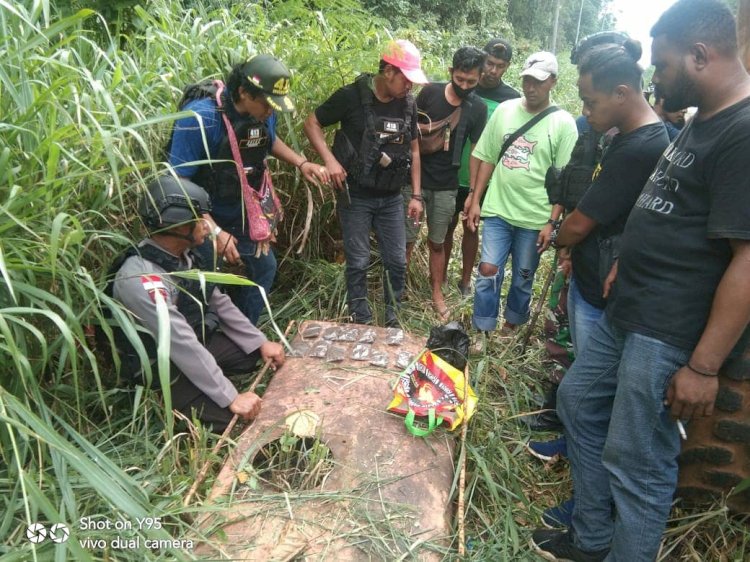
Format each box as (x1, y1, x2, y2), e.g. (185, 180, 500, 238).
(466, 52, 577, 333)
(449, 38, 520, 297)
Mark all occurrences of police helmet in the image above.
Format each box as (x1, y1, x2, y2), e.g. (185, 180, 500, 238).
(571, 31, 629, 65)
(138, 175, 212, 229)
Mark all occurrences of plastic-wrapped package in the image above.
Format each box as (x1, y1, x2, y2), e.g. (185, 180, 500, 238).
(338, 327, 360, 342)
(325, 345, 347, 363)
(290, 341, 312, 357)
(310, 340, 330, 358)
(369, 351, 389, 368)
(322, 326, 343, 340)
(351, 344, 371, 361)
(385, 328, 405, 346)
(301, 324, 322, 339)
(395, 351, 414, 369)
(358, 328, 377, 344)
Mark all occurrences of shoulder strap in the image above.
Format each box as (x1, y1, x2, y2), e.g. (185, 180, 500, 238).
(403, 92, 415, 143)
(355, 74, 374, 107)
(582, 130, 601, 165)
(103, 246, 141, 300)
(451, 96, 474, 167)
(497, 105, 560, 164)
(213, 80, 263, 221)
(355, 74, 378, 143)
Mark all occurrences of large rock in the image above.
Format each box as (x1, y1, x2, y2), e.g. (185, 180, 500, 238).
(196, 320, 457, 560)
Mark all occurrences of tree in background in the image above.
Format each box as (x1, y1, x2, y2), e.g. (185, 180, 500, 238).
(363, 0, 512, 38)
(507, 0, 614, 52)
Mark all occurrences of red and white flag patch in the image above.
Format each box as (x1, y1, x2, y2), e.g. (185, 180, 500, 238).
(141, 275, 168, 303)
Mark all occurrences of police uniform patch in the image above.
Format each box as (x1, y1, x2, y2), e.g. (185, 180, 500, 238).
(141, 275, 168, 303)
(240, 127, 267, 149)
(377, 118, 405, 144)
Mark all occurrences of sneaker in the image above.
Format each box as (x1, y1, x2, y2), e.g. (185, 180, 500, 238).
(542, 497, 575, 529)
(518, 411, 564, 432)
(527, 436, 568, 462)
(385, 317, 401, 329)
(530, 529, 608, 562)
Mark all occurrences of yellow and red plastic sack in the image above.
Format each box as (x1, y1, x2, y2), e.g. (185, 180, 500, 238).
(388, 350, 477, 436)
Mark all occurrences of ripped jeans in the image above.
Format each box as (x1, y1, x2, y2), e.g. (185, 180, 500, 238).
(472, 216, 541, 331)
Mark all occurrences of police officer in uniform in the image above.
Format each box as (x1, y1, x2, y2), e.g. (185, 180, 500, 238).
(303, 40, 428, 326)
(168, 55, 325, 324)
(110, 176, 285, 431)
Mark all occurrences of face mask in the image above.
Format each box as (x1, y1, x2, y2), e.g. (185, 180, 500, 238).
(451, 80, 476, 99)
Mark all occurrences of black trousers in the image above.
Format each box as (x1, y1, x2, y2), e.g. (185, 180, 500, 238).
(170, 332, 261, 432)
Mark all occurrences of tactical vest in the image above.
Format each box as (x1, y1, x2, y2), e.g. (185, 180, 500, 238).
(102, 243, 219, 382)
(546, 128, 603, 211)
(332, 74, 415, 193)
(169, 81, 271, 204)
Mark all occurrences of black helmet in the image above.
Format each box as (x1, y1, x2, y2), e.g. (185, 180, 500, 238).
(571, 31, 629, 65)
(138, 175, 212, 229)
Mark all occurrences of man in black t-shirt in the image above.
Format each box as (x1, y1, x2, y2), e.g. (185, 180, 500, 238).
(474, 38, 522, 107)
(556, 42, 668, 355)
(304, 40, 427, 326)
(451, 38, 520, 297)
(412, 47, 487, 319)
(532, 41, 668, 560)
(534, 2, 750, 560)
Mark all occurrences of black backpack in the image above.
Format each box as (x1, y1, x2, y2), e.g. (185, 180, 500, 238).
(164, 80, 223, 158)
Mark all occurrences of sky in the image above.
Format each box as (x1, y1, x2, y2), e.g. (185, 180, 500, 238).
(606, 0, 677, 65)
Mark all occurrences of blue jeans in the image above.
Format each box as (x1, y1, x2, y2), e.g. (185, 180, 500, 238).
(557, 315, 690, 560)
(472, 216, 541, 331)
(338, 193, 406, 325)
(194, 236, 276, 326)
(567, 276, 605, 357)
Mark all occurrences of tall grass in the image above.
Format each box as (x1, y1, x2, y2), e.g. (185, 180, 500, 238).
(0, 0, 393, 558)
(0, 0, 745, 560)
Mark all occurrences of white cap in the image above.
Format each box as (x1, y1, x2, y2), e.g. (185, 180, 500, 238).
(520, 51, 559, 81)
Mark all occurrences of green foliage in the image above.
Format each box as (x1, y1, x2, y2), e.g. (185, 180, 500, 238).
(363, 0, 512, 38)
(0, 0, 389, 558)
